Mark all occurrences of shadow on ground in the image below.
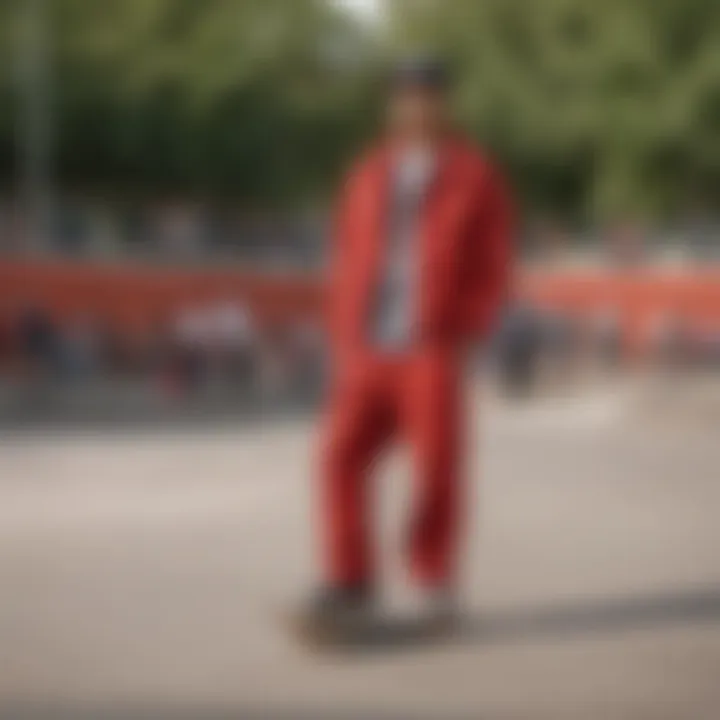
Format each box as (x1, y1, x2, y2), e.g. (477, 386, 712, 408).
(302, 584, 720, 655)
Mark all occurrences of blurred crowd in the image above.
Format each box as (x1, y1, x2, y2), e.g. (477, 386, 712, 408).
(0, 300, 326, 409)
(2, 295, 720, 418)
(495, 304, 720, 397)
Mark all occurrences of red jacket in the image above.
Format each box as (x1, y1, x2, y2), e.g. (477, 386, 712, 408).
(328, 135, 514, 363)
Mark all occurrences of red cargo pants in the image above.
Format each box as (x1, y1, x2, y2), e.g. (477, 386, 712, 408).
(319, 346, 465, 589)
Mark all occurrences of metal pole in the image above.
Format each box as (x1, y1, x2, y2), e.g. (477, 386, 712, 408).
(16, 0, 53, 254)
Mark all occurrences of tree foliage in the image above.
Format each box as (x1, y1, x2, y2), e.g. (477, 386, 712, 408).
(3, 0, 380, 205)
(1, 0, 719, 220)
(388, 0, 720, 220)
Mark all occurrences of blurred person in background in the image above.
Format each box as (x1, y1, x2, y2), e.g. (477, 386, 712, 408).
(497, 300, 542, 397)
(286, 315, 326, 405)
(173, 304, 212, 395)
(15, 303, 60, 384)
(210, 298, 257, 389)
(297, 56, 514, 637)
(61, 313, 100, 380)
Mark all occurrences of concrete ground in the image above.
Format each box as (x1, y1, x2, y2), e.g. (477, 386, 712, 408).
(1, 384, 719, 719)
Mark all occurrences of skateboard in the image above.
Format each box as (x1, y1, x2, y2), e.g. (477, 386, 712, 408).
(286, 607, 461, 652)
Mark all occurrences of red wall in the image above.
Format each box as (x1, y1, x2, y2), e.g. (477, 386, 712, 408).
(2, 259, 720, 342)
(0, 260, 321, 334)
(520, 267, 720, 345)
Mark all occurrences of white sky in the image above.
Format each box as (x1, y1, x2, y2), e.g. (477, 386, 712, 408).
(335, 0, 382, 20)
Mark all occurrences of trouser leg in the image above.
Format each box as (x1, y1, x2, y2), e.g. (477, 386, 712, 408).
(319, 362, 393, 587)
(401, 350, 463, 587)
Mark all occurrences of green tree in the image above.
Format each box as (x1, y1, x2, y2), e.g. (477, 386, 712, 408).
(388, 0, 720, 221)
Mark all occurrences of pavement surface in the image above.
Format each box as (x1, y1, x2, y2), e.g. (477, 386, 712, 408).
(1, 385, 719, 719)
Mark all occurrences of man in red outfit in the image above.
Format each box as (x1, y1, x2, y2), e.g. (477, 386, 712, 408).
(302, 56, 514, 633)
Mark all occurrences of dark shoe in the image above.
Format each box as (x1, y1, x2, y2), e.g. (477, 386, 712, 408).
(423, 586, 461, 634)
(290, 585, 374, 646)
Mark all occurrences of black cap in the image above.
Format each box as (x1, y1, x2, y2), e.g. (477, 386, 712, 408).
(391, 55, 450, 93)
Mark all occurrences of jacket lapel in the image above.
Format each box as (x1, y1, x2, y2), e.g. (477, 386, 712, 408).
(417, 140, 463, 316)
(351, 149, 391, 338)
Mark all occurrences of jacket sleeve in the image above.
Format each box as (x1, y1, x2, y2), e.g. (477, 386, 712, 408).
(324, 169, 356, 362)
(458, 163, 515, 342)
